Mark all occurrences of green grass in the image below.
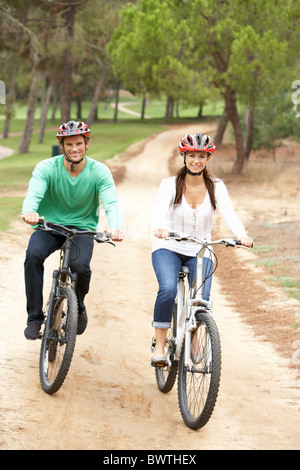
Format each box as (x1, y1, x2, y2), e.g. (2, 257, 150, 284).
(270, 276, 300, 300)
(252, 244, 274, 253)
(0, 95, 224, 126)
(255, 259, 278, 268)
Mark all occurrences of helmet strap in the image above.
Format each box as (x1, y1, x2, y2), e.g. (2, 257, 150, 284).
(184, 156, 206, 176)
(64, 155, 84, 172)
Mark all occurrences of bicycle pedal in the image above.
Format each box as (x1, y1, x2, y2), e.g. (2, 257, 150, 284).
(152, 362, 166, 368)
(151, 357, 167, 367)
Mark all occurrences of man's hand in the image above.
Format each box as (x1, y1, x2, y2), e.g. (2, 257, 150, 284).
(23, 212, 43, 226)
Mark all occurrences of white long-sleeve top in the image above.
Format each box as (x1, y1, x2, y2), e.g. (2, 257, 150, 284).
(152, 176, 247, 257)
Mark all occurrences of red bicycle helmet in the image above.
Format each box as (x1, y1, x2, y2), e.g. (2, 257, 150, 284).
(56, 120, 91, 142)
(179, 132, 215, 156)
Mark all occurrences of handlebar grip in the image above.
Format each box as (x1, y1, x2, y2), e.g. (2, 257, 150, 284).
(234, 239, 253, 248)
(168, 231, 181, 238)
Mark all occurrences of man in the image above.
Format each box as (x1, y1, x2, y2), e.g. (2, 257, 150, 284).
(22, 120, 123, 340)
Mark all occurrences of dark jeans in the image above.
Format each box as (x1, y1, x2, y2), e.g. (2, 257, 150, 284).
(152, 248, 213, 329)
(24, 228, 94, 325)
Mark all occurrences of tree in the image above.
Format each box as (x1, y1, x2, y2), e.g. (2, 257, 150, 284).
(108, 0, 161, 117)
(74, 0, 125, 126)
(60, 0, 77, 122)
(187, 0, 295, 173)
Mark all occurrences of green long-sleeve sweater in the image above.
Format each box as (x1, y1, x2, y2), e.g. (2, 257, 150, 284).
(22, 155, 123, 231)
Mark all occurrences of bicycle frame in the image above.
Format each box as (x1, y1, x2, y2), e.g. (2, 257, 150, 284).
(174, 244, 212, 370)
(38, 220, 112, 339)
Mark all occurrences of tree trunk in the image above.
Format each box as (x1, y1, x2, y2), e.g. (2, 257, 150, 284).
(224, 87, 245, 174)
(165, 96, 174, 121)
(3, 62, 18, 138)
(51, 85, 59, 122)
(86, 67, 107, 127)
(60, 2, 76, 122)
(39, 79, 53, 143)
(244, 108, 254, 160)
(113, 82, 120, 123)
(18, 69, 41, 154)
(75, 94, 82, 119)
(3, 69, 16, 138)
(141, 96, 146, 119)
(197, 103, 203, 118)
(214, 109, 228, 145)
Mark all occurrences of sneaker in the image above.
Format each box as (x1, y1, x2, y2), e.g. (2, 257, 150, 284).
(24, 321, 41, 340)
(77, 309, 88, 335)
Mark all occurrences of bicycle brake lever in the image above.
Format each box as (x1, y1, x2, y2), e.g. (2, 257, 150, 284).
(95, 235, 115, 246)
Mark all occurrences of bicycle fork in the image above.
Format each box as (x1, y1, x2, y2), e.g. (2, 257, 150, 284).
(43, 270, 59, 340)
(183, 253, 213, 371)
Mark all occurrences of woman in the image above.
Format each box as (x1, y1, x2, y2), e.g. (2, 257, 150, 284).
(151, 132, 253, 366)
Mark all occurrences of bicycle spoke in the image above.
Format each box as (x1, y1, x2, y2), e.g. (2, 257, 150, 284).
(39, 287, 78, 394)
(178, 313, 221, 430)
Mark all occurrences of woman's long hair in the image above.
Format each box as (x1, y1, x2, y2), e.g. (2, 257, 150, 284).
(174, 166, 217, 210)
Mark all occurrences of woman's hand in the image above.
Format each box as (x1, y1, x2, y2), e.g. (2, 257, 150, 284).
(154, 228, 169, 239)
(240, 236, 253, 248)
(111, 229, 124, 242)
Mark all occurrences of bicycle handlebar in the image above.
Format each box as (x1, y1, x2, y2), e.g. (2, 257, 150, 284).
(37, 219, 112, 243)
(167, 232, 251, 249)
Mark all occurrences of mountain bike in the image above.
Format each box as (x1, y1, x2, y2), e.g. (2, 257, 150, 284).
(36, 220, 113, 395)
(151, 232, 250, 430)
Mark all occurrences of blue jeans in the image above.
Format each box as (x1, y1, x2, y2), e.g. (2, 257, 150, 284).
(152, 249, 213, 329)
(24, 228, 94, 325)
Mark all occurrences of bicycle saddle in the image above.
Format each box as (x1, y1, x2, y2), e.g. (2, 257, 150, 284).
(180, 266, 189, 274)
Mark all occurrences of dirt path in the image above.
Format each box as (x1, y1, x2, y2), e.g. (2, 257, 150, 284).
(0, 124, 299, 450)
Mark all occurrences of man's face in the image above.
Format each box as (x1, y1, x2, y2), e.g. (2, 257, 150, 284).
(62, 135, 89, 161)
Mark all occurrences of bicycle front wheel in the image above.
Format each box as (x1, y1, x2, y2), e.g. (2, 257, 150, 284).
(177, 312, 221, 430)
(39, 287, 78, 394)
(155, 303, 178, 393)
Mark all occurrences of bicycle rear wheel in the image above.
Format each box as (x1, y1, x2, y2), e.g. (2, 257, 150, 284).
(177, 312, 221, 430)
(155, 303, 178, 393)
(39, 286, 78, 394)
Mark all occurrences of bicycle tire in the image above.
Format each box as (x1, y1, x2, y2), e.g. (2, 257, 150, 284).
(155, 303, 178, 393)
(39, 286, 78, 394)
(177, 312, 221, 430)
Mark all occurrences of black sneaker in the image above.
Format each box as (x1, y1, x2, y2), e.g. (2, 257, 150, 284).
(77, 309, 88, 335)
(24, 321, 41, 340)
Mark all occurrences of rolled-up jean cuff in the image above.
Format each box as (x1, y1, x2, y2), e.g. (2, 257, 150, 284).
(152, 321, 170, 329)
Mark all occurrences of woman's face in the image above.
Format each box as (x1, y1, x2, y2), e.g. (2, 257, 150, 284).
(185, 151, 210, 174)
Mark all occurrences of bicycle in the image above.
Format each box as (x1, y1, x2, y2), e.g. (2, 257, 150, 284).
(151, 232, 251, 430)
(36, 220, 113, 395)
